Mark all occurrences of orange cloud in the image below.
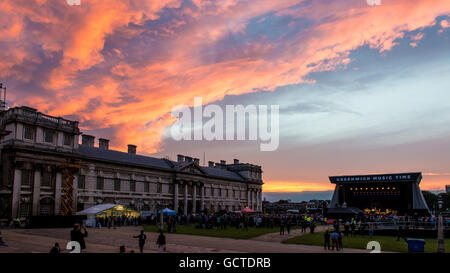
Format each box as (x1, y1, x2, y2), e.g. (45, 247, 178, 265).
(1, 0, 450, 155)
(263, 180, 334, 192)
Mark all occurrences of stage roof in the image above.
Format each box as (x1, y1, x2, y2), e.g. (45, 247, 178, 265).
(329, 172, 422, 184)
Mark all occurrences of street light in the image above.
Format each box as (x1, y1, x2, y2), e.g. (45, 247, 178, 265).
(157, 200, 165, 232)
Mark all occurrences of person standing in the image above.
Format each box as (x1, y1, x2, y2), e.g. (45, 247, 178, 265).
(70, 224, 88, 252)
(133, 230, 147, 254)
(279, 219, 285, 235)
(156, 231, 166, 252)
(331, 231, 339, 251)
(0, 231, 8, 247)
(309, 221, 315, 234)
(338, 232, 344, 250)
(286, 219, 291, 235)
(324, 230, 331, 250)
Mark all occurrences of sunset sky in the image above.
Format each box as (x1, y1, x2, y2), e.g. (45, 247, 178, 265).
(1, 0, 450, 200)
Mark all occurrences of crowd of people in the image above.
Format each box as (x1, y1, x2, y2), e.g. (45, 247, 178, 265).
(145, 212, 327, 235)
(95, 215, 144, 229)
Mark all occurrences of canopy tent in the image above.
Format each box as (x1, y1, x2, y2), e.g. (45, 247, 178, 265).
(157, 208, 177, 216)
(77, 204, 140, 217)
(241, 207, 255, 213)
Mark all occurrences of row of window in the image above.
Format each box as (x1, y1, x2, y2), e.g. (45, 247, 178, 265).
(94, 177, 162, 193)
(23, 126, 73, 146)
(211, 188, 241, 199)
(21, 170, 53, 187)
(21, 172, 247, 198)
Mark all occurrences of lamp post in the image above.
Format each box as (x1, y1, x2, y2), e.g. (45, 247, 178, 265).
(157, 200, 165, 232)
(437, 195, 445, 253)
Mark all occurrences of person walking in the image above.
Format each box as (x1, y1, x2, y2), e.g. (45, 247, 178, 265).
(279, 219, 285, 235)
(157, 231, 166, 252)
(133, 230, 147, 254)
(70, 224, 88, 252)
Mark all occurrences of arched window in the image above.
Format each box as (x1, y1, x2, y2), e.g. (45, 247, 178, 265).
(39, 197, 54, 216)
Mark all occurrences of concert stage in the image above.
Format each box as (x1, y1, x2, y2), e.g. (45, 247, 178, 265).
(328, 172, 431, 216)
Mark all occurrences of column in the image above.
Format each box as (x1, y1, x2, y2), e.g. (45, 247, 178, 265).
(32, 169, 41, 216)
(247, 189, 251, 208)
(256, 190, 261, 212)
(174, 182, 179, 212)
(192, 183, 197, 214)
(200, 185, 205, 211)
(259, 190, 263, 211)
(11, 169, 22, 218)
(55, 172, 62, 215)
(184, 182, 188, 216)
(252, 190, 256, 210)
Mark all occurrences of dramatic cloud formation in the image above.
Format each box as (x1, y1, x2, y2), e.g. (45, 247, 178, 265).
(1, 0, 450, 193)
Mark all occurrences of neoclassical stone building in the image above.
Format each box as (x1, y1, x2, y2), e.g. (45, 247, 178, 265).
(0, 106, 263, 224)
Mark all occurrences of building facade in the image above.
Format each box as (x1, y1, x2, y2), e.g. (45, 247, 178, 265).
(0, 106, 263, 224)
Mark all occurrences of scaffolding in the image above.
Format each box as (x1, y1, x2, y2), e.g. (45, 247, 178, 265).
(60, 159, 81, 216)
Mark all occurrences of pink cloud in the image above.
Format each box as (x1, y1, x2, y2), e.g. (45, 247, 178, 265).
(1, 0, 450, 154)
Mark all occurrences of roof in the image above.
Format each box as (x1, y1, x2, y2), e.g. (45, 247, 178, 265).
(78, 144, 245, 181)
(201, 166, 244, 181)
(77, 204, 118, 215)
(329, 172, 422, 184)
(79, 145, 172, 170)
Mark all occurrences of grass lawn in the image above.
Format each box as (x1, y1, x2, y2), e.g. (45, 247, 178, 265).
(143, 224, 292, 239)
(283, 232, 450, 253)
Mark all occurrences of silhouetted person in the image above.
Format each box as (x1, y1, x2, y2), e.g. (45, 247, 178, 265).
(324, 230, 331, 250)
(119, 245, 126, 253)
(49, 242, 61, 254)
(133, 230, 147, 253)
(157, 232, 166, 252)
(70, 224, 88, 252)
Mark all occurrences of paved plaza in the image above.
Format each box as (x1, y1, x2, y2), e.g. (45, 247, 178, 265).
(0, 225, 371, 253)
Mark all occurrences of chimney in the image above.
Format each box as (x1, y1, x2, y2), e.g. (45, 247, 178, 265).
(82, 135, 95, 147)
(220, 160, 226, 165)
(194, 158, 200, 165)
(208, 161, 214, 167)
(99, 138, 109, 150)
(128, 144, 137, 154)
(177, 154, 185, 162)
(233, 159, 239, 165)
(185, 156, 193, 163)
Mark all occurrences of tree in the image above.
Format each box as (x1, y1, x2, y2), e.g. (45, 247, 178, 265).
(437, 192, 450, 211)
(422, 191, 437, 212)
